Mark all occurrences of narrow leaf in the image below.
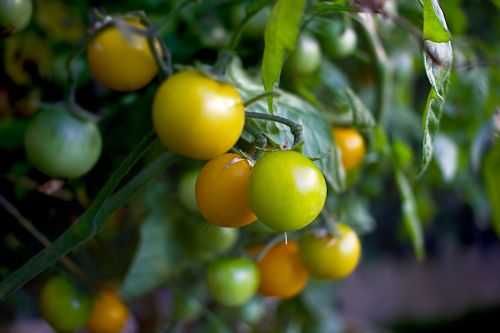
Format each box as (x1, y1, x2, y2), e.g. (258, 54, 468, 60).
(262, 0, 306, 93)
(424, 40, 453, 99)
(482, 139, 500, 237)
(423, 0, 451, 42)
(419, 88, 445, 175)
(395, 170, 425, 260)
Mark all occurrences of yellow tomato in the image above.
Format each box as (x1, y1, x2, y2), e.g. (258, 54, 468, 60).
(87, 21, 159, 91)
(332, 127, 366, 171)
(87, 290, 128, 333)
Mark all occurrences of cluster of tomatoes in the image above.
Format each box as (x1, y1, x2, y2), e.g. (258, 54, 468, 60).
(38, 275, 129, 333)
(9, 9, 369, 328)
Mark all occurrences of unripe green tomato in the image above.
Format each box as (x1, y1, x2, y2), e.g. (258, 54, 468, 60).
(285, 33, 322, 75)
(192, 220, 239, 260)
(321, 23, 357, 59)
(207, 257, 259, 307)
(25, 109, 102, 179)
(172, 294, 203, 321)
(249, 150, 327, 232)
(0, 0, 33, 34)
(178, 168, 201, 212)
(39, 275, 93, 333)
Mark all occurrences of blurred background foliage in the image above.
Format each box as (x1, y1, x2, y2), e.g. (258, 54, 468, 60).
(1, 0, 500, 332)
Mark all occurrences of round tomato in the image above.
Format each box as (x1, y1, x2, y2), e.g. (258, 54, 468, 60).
(248, 150, 327, 232)
(206, 257, 259, 306)
(191, 219, 239, 260)
(178, 168, 201, 212)
(152, 70, 245, 160)
(172, 294, 203, 321)
(0, 0, 33, 34)
(196, 153, 256, 227)
(332, 127, 365, 172)
(321, 23, 357, 59)
(39, 275, 93, 333)
(285, 32, 322, 75)
(87, 20, 159, 91)
(25, 109, 102, 179)
(298, 224, 361, 279)
(251, 241, 308, 299)
(87, 290, 128, 333)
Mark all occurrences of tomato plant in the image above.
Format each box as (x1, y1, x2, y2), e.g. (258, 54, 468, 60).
(206, 257, 259, 306)
(320, 23, 357, 59)
(38, 275, 93, 333)
(251, 241, 309, 299)
(299, 224, 361, 280)
(248, 150, 327, 231)
(87, 290, 129, 333)
(196, 153, 256, 227)
(332, 127, 366, 172)
(24, 109, 102, 179)
(0, 0, 33, 34)
(87, 20, 160, 91)
(191, 219, 239, 260)
(152, 70, 245, 160)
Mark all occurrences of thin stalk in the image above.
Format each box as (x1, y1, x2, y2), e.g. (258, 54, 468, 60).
(245, 111, 304, 149)
(244, 91, 280, 107)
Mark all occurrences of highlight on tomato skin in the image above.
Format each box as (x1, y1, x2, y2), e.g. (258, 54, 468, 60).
(298, 224, 361, 280)
(195, 153, 256, 228)
(248, 150, 327, 232)
(152, 70, 245, 160)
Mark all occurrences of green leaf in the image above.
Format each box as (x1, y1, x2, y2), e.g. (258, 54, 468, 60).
(423, 0, 451, 42)
(433, 134, 458, 182)
(482, 139, 500, 237)
(338, 195, 375, 235)
(419, 88, 445, 176)
(391, 140, 414, 171)
(228, 58, 345, 192)
(394, 170, 425, 260)
(261, 0, 306, 96)
(424, 40, 453, 100)
(328, 88, 376, 128)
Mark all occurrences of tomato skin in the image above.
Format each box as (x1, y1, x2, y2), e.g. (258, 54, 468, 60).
(153, 71, 245, 160)
(87, 21, 159, 91)
(178, 168, 201, 212)
(248, 150, 327, 232)
(191, 220, 239, 260)
(39, 275, 93, 333)
(87, 290, 128, 333)
(332, 127, 365, 171)
(321, 24, 357, 59)
(298, 224, 361, 280)
(196, 153, 256, 227)
(285, 33, 322, 75)
(206, 257, 259, 306)
(251, 241, 308, 299)
(0, 0, 33, 33)
(25, 109, 102, 179)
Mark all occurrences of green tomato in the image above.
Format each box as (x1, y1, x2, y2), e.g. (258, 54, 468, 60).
(206, 257, 259, 306)
(249, 150, 327, 232)
(321, 23, 357, 59)
(191, 219, 239, 260)
(0, 0, 33, 34)
(25, 109, 102, 179)
(38, 275, 93, 333)
(172, 294, 203, 321)
(178, 168, 201, 212)
(285, 33, 322, 75)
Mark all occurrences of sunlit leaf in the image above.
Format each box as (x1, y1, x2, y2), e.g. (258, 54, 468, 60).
(419, 88, 445, 176)
(423, 0, 451, 42)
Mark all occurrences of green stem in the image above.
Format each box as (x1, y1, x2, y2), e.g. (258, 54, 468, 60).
(227, 2, 269, 51)
(244, 91, 280, 107)
(0, 132, 160, 300)
(245, 111, 303, 149)
(354, 14, 391, 128)
(254, 233, 286, 261)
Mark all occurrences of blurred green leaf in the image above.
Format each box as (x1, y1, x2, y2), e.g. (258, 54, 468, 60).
(423, 0, 451, 42)
(419, 88, 446, 176)
(395, 170, 425, 260)
(338, 195, 375, 235)
(391, 140, 414, 171)
(0, 118, 28, 149)
(262, 0, 306, 102)
(424, 41, 452, 100)
(482, 138, 500, 237)
(434, 134, 458, 182)
(228, 58, 345, 192)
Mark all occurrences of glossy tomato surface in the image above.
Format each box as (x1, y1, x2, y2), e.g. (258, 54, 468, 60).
(87, 20, 159, 91)
(152, 70, 244, 160)
(332, 127, 365, 171)
(196, 153, 256, 227)
(248, 150, 327, 231)
(87, 290, 128, 333)
(0, 0, 33, 33)
(299, 224, 361, 279)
